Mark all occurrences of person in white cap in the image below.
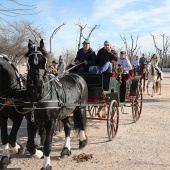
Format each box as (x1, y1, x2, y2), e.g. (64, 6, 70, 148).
(89, 40, 118, 74)
(116, 51, 132, 73)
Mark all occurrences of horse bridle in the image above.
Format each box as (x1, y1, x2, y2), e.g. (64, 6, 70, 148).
(27, 45, 47, 70)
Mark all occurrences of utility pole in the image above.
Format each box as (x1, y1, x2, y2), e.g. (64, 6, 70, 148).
(49, 22, 66, 54)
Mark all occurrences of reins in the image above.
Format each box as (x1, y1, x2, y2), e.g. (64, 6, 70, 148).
(44, 62, 84, 85)
(0, 98, 32, 114)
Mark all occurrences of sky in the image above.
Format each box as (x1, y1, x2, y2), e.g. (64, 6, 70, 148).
(1, 0, 170, 58)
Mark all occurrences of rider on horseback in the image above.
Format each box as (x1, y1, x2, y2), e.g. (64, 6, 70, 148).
(150, 54, 163, 80)
(139, 54, 148, 67)
(133, 56, 139, 75)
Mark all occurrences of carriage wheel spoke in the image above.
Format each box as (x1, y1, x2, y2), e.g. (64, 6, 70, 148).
(107, 100, 119, 140)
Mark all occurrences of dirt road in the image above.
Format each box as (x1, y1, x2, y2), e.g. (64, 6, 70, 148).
(2, 73, 170, 170)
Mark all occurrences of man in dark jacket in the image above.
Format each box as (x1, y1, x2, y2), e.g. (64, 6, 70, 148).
(70, 40, 96, 73)
(89, 40, 118, 73)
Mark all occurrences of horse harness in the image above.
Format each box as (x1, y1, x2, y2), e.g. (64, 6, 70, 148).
(24, 46, 84, 121)
(0, 55, 27, 113)
(24, 73, 84, 122)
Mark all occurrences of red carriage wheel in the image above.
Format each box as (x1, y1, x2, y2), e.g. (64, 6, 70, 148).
(107, 100, 119, 141)
(88, 106, 99, 117)
(132, 83, 143, 122)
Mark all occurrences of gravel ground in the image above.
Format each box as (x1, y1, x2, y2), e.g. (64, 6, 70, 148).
(1, 73, 170, 170)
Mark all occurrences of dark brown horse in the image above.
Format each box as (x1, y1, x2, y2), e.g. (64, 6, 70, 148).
(138, 63, 147, 92)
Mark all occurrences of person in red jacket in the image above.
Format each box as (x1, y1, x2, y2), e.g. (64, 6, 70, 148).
(89, 40, 118, 74)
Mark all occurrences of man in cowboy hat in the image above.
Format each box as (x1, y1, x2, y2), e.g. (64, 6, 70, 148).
(89, 40, 118, 74)
(70, 40, 96, 73)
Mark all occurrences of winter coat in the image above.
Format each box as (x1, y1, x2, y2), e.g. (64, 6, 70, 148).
(96, 47, 118, 67)
(75, 48, 96, 66)
(116, 57, 132, 72)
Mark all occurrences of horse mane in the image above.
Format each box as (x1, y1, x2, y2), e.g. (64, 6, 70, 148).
(2, 55, 18, 72)
(0, 55, 25, 90)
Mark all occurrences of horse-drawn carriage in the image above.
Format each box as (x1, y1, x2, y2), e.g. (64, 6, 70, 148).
(79, 69, 143, 141)
(0, 40, 143, 170)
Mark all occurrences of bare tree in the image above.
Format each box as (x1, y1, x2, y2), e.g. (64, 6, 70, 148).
(0, 20, 43, 66)
(75, 21, 87, 51)
(26, 25, 42, 44)
(0, 0, 39, 18)
(50, 22, 66, 53)
(120, 35, 141, 63)
(82, 25, 100, 40)
(113, 46, 123, 55)
(75, 20, 99, 51)
(150, 33, 170, 69)
(62, 49, 76, 66)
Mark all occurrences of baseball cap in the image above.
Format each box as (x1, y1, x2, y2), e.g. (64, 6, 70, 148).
(52, 60, 58, 64)
(82, 40, 90, 44)
(120, 51, 126, 54)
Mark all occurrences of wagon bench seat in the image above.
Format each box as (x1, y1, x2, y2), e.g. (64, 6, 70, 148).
(79, 73, 120, 104)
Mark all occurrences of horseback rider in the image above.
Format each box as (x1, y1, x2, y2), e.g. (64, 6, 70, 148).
(70, 40, 96, 73)
(139, 54, 148, 67)
(48, 60, 58, 76)
(89, 40, 118, 74)
(57, 55, 63, 70)
(133, 56, 139, 75)
(150, 54, 163, 80)
(116, 51, 132, 73)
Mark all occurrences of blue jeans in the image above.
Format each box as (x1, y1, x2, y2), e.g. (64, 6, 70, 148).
(68, 64, 88, 73)
(89, 61, 112, 73)
(155, 65, 161, 73)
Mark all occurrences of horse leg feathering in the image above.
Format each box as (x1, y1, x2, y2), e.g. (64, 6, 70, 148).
(61, 117, 71, 158)
(73, 107, 87, 149)
(26, 119, 43, 159)
(0, 144, 11, 169)
(41, 120, 55, 170)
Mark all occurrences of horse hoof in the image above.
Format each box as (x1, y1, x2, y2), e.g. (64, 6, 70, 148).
(40, 164, 52, 170)
(60, 147, 71, 158)
(17, 144, 26, 155)
(0, 156, 11, 169)
(79, 139, 87, 149)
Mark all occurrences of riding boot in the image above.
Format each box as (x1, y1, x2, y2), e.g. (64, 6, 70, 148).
(157, 72, 161, 80)
(158, 72, 163, 80)
(145, 72, 148, 80)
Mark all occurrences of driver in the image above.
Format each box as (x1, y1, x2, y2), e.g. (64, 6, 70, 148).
(70, 40, 96, 73)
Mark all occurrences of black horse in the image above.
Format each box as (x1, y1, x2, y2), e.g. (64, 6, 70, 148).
(24, 39, 88, 170)
(0, 55, 26, 168)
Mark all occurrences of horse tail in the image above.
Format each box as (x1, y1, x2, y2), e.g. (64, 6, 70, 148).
(156, 81, 159, 93)
(73, 82, 88, 133)
(73, 106, 87, 133)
